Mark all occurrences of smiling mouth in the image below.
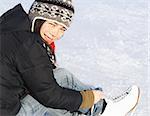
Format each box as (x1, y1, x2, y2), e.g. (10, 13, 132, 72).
(44, 34, 53, 40)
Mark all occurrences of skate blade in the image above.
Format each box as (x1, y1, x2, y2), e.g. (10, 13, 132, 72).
(125, 87, 141, 116)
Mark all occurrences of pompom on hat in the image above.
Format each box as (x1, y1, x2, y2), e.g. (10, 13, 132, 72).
(28, 0, 74, 32)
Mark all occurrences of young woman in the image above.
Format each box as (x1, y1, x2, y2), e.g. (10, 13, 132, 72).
(0, 0, 140, 116)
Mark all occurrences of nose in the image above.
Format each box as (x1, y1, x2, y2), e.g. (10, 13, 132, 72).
(50, 26, 59, 38)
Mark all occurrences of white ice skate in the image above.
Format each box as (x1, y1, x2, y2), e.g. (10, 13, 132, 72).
(101, 85, 140, 116)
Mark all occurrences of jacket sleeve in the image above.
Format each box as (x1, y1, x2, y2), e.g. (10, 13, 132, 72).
(15, 35, 82, 112)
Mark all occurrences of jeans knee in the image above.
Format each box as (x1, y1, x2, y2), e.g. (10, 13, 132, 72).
(54, 68, 73, 79)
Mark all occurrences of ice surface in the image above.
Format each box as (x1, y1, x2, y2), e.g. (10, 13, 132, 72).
(0, 0, 149, 115)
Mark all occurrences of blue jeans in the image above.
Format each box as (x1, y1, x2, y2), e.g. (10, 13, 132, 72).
(17, 68, 103, 116)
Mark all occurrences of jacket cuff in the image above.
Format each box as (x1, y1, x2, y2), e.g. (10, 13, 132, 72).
(79, 90, 94, 109)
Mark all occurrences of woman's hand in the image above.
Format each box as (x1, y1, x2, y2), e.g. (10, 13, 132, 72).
(92, 90, 105, 104)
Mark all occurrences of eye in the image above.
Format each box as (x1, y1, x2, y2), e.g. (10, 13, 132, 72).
(48, 22, 56, 27)
(61, 27, 67, 31)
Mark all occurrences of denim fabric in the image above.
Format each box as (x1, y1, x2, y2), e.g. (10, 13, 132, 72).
(17, 68, 103, 116)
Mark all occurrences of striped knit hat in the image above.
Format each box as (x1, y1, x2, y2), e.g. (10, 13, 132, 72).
(28, 0, 74, 32)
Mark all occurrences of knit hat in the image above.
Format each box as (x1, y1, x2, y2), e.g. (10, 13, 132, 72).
(28, 0, 74, 32)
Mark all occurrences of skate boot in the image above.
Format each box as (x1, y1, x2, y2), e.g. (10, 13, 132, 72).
(100, 85, 140, 116)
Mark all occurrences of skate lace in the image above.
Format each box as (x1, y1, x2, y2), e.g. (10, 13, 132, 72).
(90, 87, 132, 115)
(111, 87, 132, 102)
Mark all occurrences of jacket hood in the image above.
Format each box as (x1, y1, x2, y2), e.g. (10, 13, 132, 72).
(0, 4, 31, 32)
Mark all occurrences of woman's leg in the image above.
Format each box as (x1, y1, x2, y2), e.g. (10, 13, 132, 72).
(17, 68, 103, 116)
(17, 95, 49, 116)
(53, 68, 95, 91)
(17, 94, 82, 116)
(44, 68, 103, 116)
(46, 68, 104, 115)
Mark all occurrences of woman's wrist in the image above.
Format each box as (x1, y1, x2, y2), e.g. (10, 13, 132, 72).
(79, 90, 94, 109)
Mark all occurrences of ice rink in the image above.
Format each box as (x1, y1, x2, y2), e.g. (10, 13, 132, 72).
(0, 0, 149, 115)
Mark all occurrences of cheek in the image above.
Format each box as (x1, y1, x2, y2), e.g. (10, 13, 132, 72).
(40, 29, 45, 39)
(40, 27, 48, 37)
(40, 28, 46, 40)
(42, 26, 48, 34)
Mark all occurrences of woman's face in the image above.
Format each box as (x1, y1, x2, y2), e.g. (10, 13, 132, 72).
(40, 20, 66, 45)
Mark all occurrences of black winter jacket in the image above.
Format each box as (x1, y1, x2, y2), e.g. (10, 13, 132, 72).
(0, 4, 82, 115)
